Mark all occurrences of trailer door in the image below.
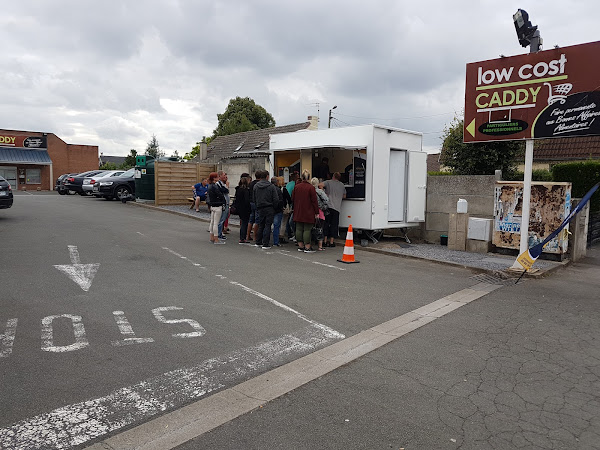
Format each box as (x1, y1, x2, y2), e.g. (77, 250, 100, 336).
(387, 149, 406, 222)
(406, 151, 427, 222)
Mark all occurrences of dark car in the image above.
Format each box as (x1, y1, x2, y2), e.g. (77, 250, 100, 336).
(55, 173, 78, 195)
(0, 176, 14, 209)
(93, 168, 135, 200)
(63, 170, 108, 195)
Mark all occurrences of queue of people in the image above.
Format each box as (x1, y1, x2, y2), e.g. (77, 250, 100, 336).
(204, 169, 346, 251)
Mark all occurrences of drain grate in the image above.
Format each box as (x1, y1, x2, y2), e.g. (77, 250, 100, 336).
(470, 273, 524, 285)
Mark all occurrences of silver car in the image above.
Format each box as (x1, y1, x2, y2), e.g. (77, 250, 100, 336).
(83, 170, 126, 194)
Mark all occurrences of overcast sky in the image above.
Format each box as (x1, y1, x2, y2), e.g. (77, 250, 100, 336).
(1, 1, 598, 156)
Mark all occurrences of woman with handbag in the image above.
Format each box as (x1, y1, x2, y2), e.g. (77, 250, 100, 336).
(291, 170, 319, 253)
(207, 172, 226, 244)
(311, 178, 329, 251)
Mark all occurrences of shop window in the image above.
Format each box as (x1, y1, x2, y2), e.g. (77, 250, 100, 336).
(26, 168, 41, 184)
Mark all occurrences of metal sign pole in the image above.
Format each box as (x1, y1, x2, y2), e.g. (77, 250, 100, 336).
(511, 138, 533, 269)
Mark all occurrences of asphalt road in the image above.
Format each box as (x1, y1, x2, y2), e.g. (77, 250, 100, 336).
(0, 192, 485, 449)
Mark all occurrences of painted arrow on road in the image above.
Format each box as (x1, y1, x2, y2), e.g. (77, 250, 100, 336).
(54, 245, 100, 292)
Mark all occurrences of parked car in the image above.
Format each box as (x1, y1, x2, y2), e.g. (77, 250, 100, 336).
(93, 168, 135, 200)
(84, 170, 126, 195)
(0, 176, 14, 209)
(55, 173, 78, 195)
(63, 170, 108, 195)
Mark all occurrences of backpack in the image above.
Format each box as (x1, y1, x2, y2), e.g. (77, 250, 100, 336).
(316, 190, 329, 211)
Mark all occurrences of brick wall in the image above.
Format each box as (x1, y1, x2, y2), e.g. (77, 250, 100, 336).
(0, 129, 98, 190)
(47, 134, 98, 179)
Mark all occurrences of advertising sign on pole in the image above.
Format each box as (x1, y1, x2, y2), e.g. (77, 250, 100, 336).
(464, 41, 600, 143)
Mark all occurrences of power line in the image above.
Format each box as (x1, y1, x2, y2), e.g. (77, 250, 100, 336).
(334, 111, 458, 121)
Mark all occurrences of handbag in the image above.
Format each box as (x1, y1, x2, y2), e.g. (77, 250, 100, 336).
(312, 218, 324, 241)
(229, 204, 238, 215)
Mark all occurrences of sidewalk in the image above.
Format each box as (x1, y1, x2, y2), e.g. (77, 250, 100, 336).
(132, 202, 567, 278)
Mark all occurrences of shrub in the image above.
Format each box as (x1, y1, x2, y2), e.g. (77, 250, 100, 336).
(503, 169, 552, 181)
(552, 160, 600, 212)
(427, 171, 456, 176)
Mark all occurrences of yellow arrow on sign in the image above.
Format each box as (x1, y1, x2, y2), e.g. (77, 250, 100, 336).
(466, 118, 476, 137)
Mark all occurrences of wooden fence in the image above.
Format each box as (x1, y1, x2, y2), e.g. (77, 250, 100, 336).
(154, 162, 216, 206)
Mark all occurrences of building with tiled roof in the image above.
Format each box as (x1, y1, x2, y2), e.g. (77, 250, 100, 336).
(528, 136, 600, 170)
(99, 154, 127, 167)
(192, 117, 318, 182)
(198, 117, 318, 163)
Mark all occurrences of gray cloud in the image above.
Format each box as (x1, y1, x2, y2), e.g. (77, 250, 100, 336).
(0, 1, 599, 155)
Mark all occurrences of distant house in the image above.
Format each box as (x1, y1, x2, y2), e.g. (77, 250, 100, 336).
(194, 117, 318, 182)
(99, 153, 127, 167)
(427, 153, 441, 172)
(525, 136, 600, 170)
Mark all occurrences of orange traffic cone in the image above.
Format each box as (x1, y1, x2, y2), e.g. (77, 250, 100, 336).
(337, 224, 360, 264)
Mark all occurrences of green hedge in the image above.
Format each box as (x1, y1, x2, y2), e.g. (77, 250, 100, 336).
(552, 161, 600, 212)
(503, 169, 553, 181)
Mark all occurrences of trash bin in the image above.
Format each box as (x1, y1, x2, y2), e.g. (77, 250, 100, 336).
(440, 235, 448, 246)
(135, 155, 156, 200)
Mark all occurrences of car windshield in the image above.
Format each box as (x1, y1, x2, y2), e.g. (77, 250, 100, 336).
(121, 168, 135, 177)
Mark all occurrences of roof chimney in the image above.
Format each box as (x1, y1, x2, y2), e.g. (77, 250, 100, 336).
(200, 142, 208, 160)
(307, 116, 318, 130)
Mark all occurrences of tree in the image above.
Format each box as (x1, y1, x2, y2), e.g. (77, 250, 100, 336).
(170, 150, 182, 161)
(99, 161, 118, 170)
(440, 116, 524, 175)
(123, 149, 137, 168)
(183, 136, 212, 160)
(145, 135, 164, 159)
(212, 97, 275, 139)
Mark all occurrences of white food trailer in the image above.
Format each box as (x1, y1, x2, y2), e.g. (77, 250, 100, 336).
(269, 124, 427, 242)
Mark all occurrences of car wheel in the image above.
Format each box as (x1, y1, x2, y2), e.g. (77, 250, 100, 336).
(115, 186, 131, 200)
(58, 190, 66, 195)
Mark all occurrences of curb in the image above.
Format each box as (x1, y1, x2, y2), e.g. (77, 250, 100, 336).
(127, 202, 569, 278)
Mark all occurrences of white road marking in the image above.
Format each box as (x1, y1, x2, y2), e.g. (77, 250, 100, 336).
(0, 318, 18, 358)
(152, 307, 206, 338)
(276, 250, 346, 270)
(53, 245, 100, 292)
(41, 315, 89, 353)
(229, 281, 345, 340)
(88, 282, 504, 450)
(162, 247, 205, 269)
(0, 324, 342, 450)
(111, 311, 155, 347)
(312, 261, 345, 270)
(68, 245, 81, 264)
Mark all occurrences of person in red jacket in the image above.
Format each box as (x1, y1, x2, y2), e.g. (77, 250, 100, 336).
(291, 169, 319, 253)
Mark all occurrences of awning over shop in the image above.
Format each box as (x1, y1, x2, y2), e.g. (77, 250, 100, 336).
(0, 147, 52, 165)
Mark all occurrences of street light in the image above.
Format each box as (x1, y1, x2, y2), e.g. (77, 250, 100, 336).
(328, 105, 337, 128)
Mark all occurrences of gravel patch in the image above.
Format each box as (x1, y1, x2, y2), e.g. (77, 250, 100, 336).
(378, 242, 560, 272)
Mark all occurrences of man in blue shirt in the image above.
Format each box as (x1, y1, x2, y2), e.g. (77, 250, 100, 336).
(193, 178, 208, 212)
